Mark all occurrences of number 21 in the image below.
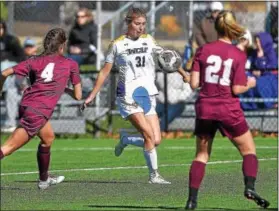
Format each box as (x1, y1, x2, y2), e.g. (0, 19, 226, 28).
(205, 55, 233, 86)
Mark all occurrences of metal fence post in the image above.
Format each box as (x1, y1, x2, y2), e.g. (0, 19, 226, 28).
(7, 1, 15, 34)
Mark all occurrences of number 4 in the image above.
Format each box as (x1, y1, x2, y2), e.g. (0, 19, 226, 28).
(41, 63, 54, 82)
(205, 55, 233, 86)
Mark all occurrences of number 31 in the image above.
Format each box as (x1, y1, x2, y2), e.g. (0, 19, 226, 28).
(205, 55, 233, 86)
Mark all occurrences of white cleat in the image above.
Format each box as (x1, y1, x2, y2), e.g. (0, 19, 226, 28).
(38, 175, 65, 190)
(149, 172, 171, 184)
(114, 132, 128, 157)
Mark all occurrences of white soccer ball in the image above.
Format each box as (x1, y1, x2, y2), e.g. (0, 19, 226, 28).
(157, 49, 182, 73)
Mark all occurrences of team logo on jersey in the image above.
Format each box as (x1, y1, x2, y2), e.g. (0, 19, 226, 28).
(124, 43, 128, 46)
(126, 47, 148, 55)
(142, 42, 147, 46)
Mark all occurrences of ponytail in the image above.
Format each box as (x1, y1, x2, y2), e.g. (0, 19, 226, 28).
(215, 11, 245, 40)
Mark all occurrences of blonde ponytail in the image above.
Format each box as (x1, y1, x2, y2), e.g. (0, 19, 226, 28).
(215, 11, 245, 40)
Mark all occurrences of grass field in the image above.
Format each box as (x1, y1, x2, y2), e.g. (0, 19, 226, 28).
(1, 137, 278, 210)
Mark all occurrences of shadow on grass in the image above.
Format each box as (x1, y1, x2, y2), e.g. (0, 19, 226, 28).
(15, 180, 135, 184)
(1, 186, 31, 190)
(87, 205, 180, 210)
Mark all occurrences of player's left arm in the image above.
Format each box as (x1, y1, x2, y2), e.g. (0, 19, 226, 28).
(65, 83, 82, 101)
(0, 67, 14, 96)
(177, 67, 190, 83)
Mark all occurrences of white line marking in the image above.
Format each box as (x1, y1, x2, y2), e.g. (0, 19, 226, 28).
(16, 146, 278, 152)
(1, 158, 276, 176)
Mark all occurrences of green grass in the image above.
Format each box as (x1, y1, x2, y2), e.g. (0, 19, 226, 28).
(1, 137, 278, 210)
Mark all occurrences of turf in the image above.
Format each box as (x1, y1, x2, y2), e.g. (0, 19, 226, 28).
(1, 137, 278, 210)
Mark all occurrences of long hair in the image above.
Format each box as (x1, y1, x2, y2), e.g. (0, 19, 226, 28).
(215, 11, 245, 40)
(41, 28, 67, 56)
(125, 7, 147, 25)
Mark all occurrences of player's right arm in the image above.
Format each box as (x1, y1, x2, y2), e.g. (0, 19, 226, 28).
(1, 59, 31, 96)
(231, 52, 256, 95)
(81, 40, 116, 110)
(0, 67, 14, 96)
(190, 47, 203, 90)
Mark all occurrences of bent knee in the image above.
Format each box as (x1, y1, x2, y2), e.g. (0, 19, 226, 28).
(40, 134, 55, 147)
(195, 152, 210, 163)
(154, 137, 162, 146)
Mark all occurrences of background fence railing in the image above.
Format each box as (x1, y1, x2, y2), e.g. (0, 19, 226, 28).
(0, 1, 278, 136)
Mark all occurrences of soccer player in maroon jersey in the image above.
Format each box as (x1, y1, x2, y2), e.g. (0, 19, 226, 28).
(0, 28, 82, 190)
(185, 11, 269, 209)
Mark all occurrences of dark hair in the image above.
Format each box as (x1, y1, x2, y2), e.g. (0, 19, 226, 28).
(0, 19, 7, 33)
(125, 7, 147, 24)
(41, 28, 67, 56)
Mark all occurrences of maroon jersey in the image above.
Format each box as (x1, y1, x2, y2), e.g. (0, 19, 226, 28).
(192, 40, 248, 121)
(13, 55, 81, 119)
(192, 40, 247, 103)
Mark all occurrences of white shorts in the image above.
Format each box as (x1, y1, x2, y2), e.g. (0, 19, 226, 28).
(117, 95, 157, 119)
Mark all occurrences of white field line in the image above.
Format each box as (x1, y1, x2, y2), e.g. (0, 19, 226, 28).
(1, 158, 277, 176)
(16, 146, 278, 152)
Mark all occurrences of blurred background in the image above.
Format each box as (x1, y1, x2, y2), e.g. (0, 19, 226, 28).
(0, 1, 278, 138)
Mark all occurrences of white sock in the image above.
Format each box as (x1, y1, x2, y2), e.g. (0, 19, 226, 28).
(143, 148, 158, 174)
(122, 135, 144, 147)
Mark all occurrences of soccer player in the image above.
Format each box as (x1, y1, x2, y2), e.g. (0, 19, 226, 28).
(185, 11, 270, 209)
(82, 7, 188, 184)
(0, 28, 82, 190)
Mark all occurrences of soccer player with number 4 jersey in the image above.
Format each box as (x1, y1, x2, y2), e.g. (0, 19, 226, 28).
(184, 11, 270, 210)
(0, 28, 82, 190)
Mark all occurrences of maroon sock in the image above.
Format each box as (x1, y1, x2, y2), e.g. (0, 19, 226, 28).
(242, 154, 258, 189)
(0, 149, 4, 160)
(189, 160, 206, 189)
(37, 144, 51, 181)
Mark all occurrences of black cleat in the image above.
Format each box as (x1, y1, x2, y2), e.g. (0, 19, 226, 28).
(185, 199, 197, 210)
(244, 188, 270, 209)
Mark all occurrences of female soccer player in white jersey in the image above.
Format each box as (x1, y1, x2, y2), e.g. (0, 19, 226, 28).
(82, 7, 189, 184)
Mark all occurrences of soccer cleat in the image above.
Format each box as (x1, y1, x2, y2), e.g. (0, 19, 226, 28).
(185, 199, 197, 210)
(244, 188, 270, 208)
(148, 172, 171, 184)
(114, 132, 128, 157)
(38, 175, 65, 190)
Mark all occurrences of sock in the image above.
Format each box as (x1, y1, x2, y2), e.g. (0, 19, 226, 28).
(188, 161, 206, 199)
(143, 148, 158, 174)
(37, 144, 51, 181)
(0, 149, 4, 160)
(122, 135, 144, 148)
(242, 154, 258, 190)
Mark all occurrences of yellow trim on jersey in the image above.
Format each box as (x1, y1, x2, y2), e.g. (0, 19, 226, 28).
(139, 34, 149, 38)
(113, 35, 126, 43)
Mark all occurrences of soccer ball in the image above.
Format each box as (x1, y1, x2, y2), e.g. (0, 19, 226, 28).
(157, 49, 182, 73)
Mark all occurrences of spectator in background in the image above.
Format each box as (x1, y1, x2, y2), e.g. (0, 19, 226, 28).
(156, 71, 195, 138)
(68, 8, 98, 65)
(265, 1, 278, 52)
(0, 19, 25, 133)
(239, 31, 278, 110)
(23, 37, 37, 58)
(193, 1, 223, 47)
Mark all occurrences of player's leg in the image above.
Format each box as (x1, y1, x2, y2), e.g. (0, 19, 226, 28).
(145, 114, 170, 184)
(231, 130, 270, 208)
(37, 121, 64, 190)
(0, 127, 30, 159)
(220, 114, 269, 208)
(185, 119, 216, 210)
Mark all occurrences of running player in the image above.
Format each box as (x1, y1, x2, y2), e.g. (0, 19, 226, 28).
(0, 28, 82, 190)
(82, 7, 189, 184)
(185, 11, 270, 209)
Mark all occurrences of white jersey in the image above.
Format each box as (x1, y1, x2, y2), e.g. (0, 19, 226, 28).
(105, 34, 163, 98)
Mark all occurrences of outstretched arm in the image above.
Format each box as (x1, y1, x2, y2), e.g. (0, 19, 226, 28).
(80, 62, 113, 110)
(0, 67, 14, 95)
(177, 66, 190, 83)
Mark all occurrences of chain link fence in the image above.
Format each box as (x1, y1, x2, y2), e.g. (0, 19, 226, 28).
(0, 1, 277, 136)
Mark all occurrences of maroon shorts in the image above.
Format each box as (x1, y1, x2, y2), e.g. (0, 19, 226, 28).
(194, 101, 249, 139)
(18, 106, 48, 138)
